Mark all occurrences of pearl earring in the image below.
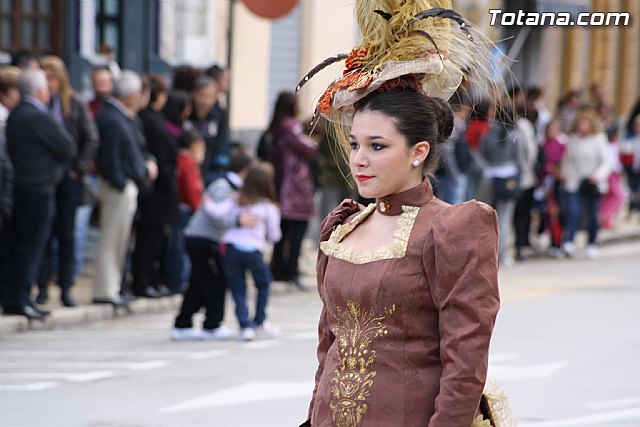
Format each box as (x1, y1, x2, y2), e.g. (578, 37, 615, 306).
(413, 159, 420, 167)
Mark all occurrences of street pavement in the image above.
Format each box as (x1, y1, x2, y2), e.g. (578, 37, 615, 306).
(1, 222, 640, 426)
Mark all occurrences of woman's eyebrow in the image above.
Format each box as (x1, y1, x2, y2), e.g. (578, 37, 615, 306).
(348, 134, 389, 141)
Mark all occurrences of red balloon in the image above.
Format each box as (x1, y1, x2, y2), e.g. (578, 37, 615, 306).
(242, 0, 299, 19)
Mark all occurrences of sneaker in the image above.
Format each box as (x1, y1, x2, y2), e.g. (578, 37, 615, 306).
(171, 327, 203, 341)
(239, 327, 256, 341)
(255, 321, 281, 338)
(500, 256, 515, 267)
(562, 241, 577, 258)
(586, 244, 599, 260)
(547, 247, 564, 259)
(202, 325, 233, 341)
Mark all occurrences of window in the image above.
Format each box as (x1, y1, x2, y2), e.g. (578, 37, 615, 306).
(0, 0, 62, 54)
(95, 0, 122, 63)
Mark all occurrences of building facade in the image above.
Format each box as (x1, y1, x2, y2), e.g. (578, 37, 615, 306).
(1, 0, 639, 142)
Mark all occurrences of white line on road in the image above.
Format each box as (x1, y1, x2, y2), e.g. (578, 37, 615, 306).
(0, 360, 171, 371)
(488, 360, 568, 381)
(241, 341, 280, 350)
(289, 331, 318, 340)
(125, 360, 171, 370)
(489, 353, 520, 363)
(0, 371, 117, 383)
(584, 397, 640, 410)
(158, 380, 314, 413)
(186, 350, 230, 359)
(519, 408, 640, 426)
(0, 381, 60, 391)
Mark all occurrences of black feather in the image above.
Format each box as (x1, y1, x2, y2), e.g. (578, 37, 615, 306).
(374, 9, 392, 21)
(296, 54, 348, 93)
(408, 30, 444, 63)
(407, 8, 473, 40)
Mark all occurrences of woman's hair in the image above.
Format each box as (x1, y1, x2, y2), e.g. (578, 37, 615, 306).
(229, 144, 254, 174)
(355, 87, 453, 176)
(0, 65, 20, 96)
(469, 100, 492, 120)
(145, 73, 167, 106)
(268, 91, 297, 133)
(40, 55, 76, 117)
(237, 161, 277, 207)
(178, 129, 204, 150)
(571, 108, 602, 135)
(544, 118, 560, 140)
(163, 90, 191, 125)
(172, 65, 202, 92)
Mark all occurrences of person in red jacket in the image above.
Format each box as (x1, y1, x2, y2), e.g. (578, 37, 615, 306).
(168, 129, 206, 292)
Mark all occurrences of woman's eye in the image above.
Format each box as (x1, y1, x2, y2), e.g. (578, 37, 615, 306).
(350, 142, 358, 150)
(372, 143, 385, 151)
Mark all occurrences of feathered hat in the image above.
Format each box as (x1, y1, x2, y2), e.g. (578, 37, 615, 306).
(296, 0, 502, 128)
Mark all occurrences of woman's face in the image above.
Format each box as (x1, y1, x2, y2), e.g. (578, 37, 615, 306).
(546, 120, 559, 139)
(193, 85, 217, 114)
(349, 110, 428, 199)
(575, 117, 592, 137)
(44, 69, 60, 95)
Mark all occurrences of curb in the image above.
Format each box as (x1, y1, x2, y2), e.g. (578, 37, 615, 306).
(0, 296, 181, 336)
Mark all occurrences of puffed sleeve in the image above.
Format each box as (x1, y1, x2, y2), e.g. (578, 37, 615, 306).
(423, 201, 500, 427)
(304, 199, 362, 425)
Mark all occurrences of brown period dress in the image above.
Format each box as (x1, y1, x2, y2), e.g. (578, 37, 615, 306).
(307, 179, 500, 427)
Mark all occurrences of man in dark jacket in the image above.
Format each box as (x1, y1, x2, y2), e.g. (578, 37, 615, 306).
(92, 70, 157, 308)
(4, 69, 75, 320)
(184, 77, 229, 186)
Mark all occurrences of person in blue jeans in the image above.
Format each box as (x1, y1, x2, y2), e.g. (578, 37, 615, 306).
(559, 110, 611, 259)
(206, 162, 282, 341)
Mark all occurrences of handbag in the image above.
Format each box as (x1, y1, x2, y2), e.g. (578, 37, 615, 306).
(492, 175, 520, 200)
(578, 178, 601, 198)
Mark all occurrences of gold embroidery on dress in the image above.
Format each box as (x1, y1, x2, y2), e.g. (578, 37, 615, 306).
(328, 301, 396, 427)
(320, 204, 419, 264)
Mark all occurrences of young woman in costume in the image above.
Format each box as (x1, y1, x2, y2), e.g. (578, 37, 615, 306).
(298, 1, 515, 425)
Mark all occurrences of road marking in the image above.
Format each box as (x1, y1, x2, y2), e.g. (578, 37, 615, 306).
(241, 341, 280, 350)
(518, 408, 640, 426)
(186, 350, 230, 360)
(489, 353, 519, 363)
(158, 380, 314, 413)
(289, 331, 317, 340)
(0, 350, 225, 358)
(0, 360, 171, 371)
(501, 276, 621, 303)
(585, 397, 640, 410)
(125, 360, 170, 370)
(0, 382, 60, 391)
(0, 371, 116, 383)
(488, 360, 568, 381)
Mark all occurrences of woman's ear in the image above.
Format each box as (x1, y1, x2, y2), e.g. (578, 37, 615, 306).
(412, 141, 430, 164)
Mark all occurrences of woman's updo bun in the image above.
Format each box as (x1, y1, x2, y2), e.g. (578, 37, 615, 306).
(430, 97, 454, 145)
(355, 85, 454, 176)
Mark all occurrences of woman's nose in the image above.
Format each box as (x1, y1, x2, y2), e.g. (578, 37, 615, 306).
(351, 150, 368, 168)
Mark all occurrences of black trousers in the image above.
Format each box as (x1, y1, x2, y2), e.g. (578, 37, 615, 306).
(6, 189, 55, 308)
(0, 222, 12, 307)
(270, 219, 308, 281)
(132, 224, 166, 294)
(514, 187, 535, 251)
(38, 174, 82, 292)
(174, 237, 226, 330)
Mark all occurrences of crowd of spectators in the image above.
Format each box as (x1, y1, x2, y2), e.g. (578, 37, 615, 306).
(1, 50, 640, 327)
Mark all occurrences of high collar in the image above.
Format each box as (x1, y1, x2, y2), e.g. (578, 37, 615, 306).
(375, 178, 434, 216)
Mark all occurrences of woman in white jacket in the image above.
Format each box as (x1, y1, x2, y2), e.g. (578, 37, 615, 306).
(560, 109, 611, 259)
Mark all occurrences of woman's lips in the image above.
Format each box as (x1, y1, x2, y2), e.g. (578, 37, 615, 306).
(356, 175, 374, 182)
